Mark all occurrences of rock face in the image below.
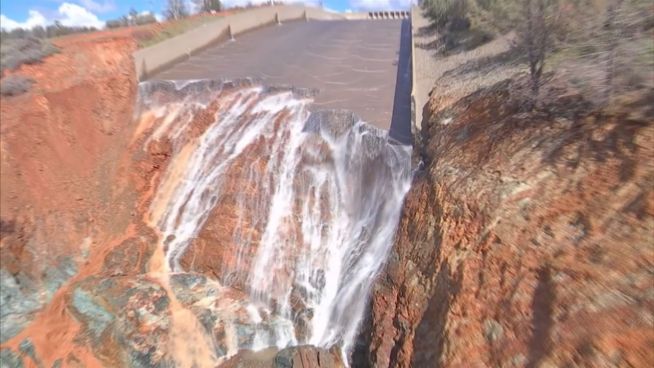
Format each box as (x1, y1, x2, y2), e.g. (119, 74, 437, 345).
(221, 345, 344, 368)
(361, 78, 654, 367)
(275, 346, 343, 368)
(1, 71, 412, 366)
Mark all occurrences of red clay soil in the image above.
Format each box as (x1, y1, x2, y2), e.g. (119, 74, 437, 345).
(0, 28, 146, 367)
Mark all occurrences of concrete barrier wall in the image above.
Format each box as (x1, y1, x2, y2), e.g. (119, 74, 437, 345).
(410, 5, 419, 133)
(307, 7, 348, 20)
(134, 5, 345, 80)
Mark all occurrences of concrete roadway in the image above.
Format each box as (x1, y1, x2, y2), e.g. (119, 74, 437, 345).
(151, 19, 408, 135)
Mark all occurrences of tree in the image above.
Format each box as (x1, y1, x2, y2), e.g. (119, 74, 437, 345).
(422, 0, 469, 28)
(602, 0, 625, 103)
(128, 8, 138, 26)
(166, 0, 188, 20)
(135, 13, 157, 25)
(195, 0, 222, 13)
(106, 19, 125, 28)
(515, 0, 559, 104)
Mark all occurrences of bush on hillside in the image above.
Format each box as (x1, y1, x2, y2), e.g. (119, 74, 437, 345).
(422, 0, 470, 29)
(0, 37, 58, 75)
(195, 0, 222, 13)
(166, 0, 189, 20)
(0, 75, 34, 97)
(106, 9, 158, 29)
(1, 22, 97, 40)
(424, 0, 653, 107)
(422, 0, 496, 54)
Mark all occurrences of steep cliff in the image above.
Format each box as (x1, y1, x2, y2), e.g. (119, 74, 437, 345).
(0, 33, 139, 353)
(364, 76, 654, 367)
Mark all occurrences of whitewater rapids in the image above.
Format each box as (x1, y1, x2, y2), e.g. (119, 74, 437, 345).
(136, 79, 412, 363)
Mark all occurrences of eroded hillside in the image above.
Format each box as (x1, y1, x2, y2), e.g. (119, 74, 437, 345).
(360, 22, 654, 368)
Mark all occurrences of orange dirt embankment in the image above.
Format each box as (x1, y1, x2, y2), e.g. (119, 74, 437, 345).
(1, 31, 138, 266)
(0, 30, 172, 366)
(362, 77, 654, 367)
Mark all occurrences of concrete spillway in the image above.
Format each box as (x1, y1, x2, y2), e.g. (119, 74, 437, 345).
(135, 79, 413, 365)
(150, 19, 410, 138)
(136, 15, 415, 365)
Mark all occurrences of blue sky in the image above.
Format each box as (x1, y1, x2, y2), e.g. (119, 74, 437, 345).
(0, 0, 413, 30)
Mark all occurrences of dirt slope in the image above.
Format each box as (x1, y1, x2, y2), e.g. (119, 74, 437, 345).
(361, 75, 654, 367)
(0, 30, 142, 366)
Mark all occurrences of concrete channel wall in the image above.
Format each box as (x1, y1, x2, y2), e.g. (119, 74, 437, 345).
(134, 5, 414, 81)
(134, 5, 345, 80)
(409, 4, 430, 137)
(410, 5, 419, 133)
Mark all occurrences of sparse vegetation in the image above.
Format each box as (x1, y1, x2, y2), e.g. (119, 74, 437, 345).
(0, 22, 98, 40)
(515, 0, 559, 102)
(423, 0, 470, 28)
(136, 14, 221, 48)
(106, 9, 158, 29)
(1, 37, 58, 75)
(166, 0, 190, 20)
(0, 75, 34, 96)
(195, 0, 223, 13)
(421, 0, 497, 54)
(422, 0, 654, 107)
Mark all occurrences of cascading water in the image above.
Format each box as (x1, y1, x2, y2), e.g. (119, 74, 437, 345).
(136, 79, 412, 364)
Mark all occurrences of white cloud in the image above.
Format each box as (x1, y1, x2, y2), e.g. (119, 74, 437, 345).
(1, 3, 104, 31)
(0, 10, 48, 31)
(77, 0, 116, 13)
(57, 3, 104, 28)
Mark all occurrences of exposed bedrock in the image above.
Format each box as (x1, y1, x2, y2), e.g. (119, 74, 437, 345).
(360, 78, 654, 367)
(0, 35, 139, 352)
(1, 76, 413, 366)
(221, 345, 344, 368)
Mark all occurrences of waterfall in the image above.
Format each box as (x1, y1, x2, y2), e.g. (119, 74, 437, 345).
(136, 79, 412, 362)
